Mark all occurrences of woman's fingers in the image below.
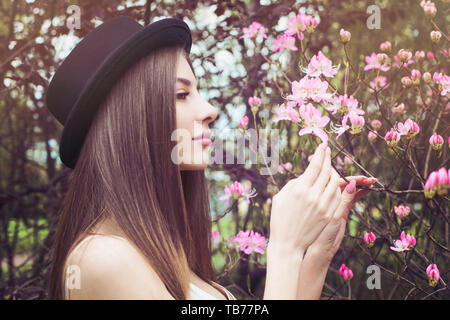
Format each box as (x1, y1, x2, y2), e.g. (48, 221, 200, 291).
(339, 175, 377, 192)
(322, 169, 341, 218)
(301, 142, 328, 186)
(312, 147, 332, 192)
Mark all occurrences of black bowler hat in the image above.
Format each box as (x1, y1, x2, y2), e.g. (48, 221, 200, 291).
(45, 16, 192, 169)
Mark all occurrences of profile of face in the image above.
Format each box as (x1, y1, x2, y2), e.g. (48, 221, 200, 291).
(174, 53, 218, 170)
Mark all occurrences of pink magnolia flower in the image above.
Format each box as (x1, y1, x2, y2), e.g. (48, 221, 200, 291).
(277, 162, 293, 174)
(429, 132, 444, 150)
(240, 22, 268, 40)
(384, 128, 401, 147)
(421, 1, 437, 18)
(302, 50, 339, 78)
(427, 51, 435, 60)
(239, 115, 249, 129)
(370, 75, 387, 92)
(390, 231, 416, 252)
(287, 76, 333, 105)
(340, 28, 351, 43)
(339, 264, 354, 280)
(298, 103, 330, 144)
(348, 112, 365, 134)
(272, 101, 300, 123)
(363, 232, 376, 248)
(394, 205, 410, 219)
(285, 13, 318, 41)
(426, 264, 440, 287)
(430, 31, 441, 43)
(432, 72, 450, 96)
(364, 52, 390, 72)
(211, 229, 221, 246)
(401, 76, 413, 87)
(436, 167, 449, 196)
(248, 96, 262, 107)
(415, 50, 425, 60)
(411, 69, 421, 79)
(368, 131, 377, 142)
(393, 50, 414, 68)
(219, 181, 257, 206)
(326, 94, 362, 116)
(394, 103, 406, 114)
(380, 41, 392, 53)
(272, 32, 298, 52)
(397, 119, 420, 139)
(371, 119, 382, 131)
(229, 230, 268, 255)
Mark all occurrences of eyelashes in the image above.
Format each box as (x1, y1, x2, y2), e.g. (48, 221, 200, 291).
(176, 92, 190, 100)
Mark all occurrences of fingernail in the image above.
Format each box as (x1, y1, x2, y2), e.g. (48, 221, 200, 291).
(345, 179, 356, 193)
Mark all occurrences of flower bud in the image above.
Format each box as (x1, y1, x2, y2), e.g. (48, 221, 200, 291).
(426, 264, 440, 287)
(423, 2, 437, 19)
(340, 28, 351, 44)
(430, 31, 441, 43)
(394, 205, 410, 219)
(363, 232, 376, 248)
(371, 119, 382, 131)
(368, 131, 377, 142)
(415, 50, 425, 60)
(377, 53, 388, 64)
(423, 72, 432, 84)
(394, 103, 406, 114)
(380, 41, 391, 53)
(398, 49, 412, 63)
(401, 76, 413, 88)
(239, 115, 249, 129)
(385, 128, 401, 148)
(429, 132, 444, 151)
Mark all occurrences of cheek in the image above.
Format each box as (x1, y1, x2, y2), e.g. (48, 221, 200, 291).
(175, 103, 193, 131)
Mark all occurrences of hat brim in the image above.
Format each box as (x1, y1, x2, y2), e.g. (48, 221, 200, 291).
(60, 18, 192, 169)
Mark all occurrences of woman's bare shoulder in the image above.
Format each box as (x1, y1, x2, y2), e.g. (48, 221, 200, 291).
(66, 235, 174, 299)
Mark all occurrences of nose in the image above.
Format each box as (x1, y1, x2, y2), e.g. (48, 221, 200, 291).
(198, 96, 218, 127)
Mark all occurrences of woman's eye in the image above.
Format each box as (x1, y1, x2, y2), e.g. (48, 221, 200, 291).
(177, 92, 189, 100)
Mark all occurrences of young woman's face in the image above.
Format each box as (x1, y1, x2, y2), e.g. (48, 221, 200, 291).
(174, 53, 218, 170)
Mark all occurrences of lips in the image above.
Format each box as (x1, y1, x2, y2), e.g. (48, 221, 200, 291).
(192, 131, 212, 146)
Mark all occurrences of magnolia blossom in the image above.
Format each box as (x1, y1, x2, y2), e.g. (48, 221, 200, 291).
(277, 162, 293, 174)
(219, 181, 257, 206)
(380, 41, 392, 53)
(394, 205, 410, 219)
(371, 119, 382, 131)
(401, 76, 413, 87)
(364, 52, 390, 72)
(397, 119, 420, 139)
(285, 13, 318, 41)
(421, 0, 437, 18)
(426, 264, 440, 287)
(370, 75, 387, 92)
(298, 103, 330, 144)
(415, 50, 425, 60)
(287, 76, 333, 105)
(239, 115, 249, 129)
(432, 72, 449, 96)
(393, 49, 414, 68)
(272, 32, 298, 52)
(384, 128, 401, 147)
(430, 30, 441, 43)
(211, 229, 221, 246)
(240, 21, 268, 39)
(229, 230, 268, 255)
(363, 232, 376, 248)
(340, 28, 351, 43)
(390, 231, 416, 252)
(339, 264, 354, 280)
(302, 50, 339, 78)
(423, 168, 449, 198)
(429, 132, 444, 150)
(272, 101, 300, 123)
(368, 131, 377, 142)
(326, 94, 362, 116)
(394, 103, 406, 114)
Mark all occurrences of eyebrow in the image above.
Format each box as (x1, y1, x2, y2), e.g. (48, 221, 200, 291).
(176, 77, 200, 90)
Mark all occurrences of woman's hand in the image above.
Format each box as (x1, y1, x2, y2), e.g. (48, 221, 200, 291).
(295, 174, 376, 299)
(306, 174, 377, 262)
(268, 141, 342, 256)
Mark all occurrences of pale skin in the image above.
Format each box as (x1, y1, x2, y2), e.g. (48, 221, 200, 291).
(66, 52, 376, 299)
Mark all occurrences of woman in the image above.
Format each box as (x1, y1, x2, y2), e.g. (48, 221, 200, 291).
(46, 16, 375, 300)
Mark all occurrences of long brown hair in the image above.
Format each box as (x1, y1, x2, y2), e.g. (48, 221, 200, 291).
(47, 46, 221, 299)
